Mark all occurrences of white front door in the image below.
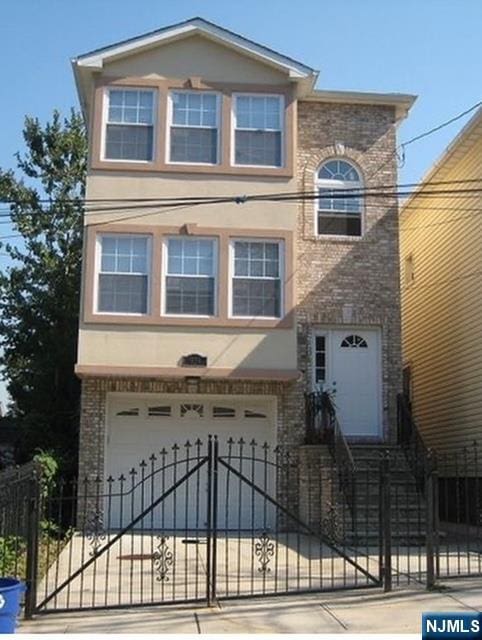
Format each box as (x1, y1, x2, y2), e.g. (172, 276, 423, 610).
(313, 328, 381, 437)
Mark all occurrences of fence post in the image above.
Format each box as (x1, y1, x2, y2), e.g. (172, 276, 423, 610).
(425, 453, 437, 589)
(379, 451, 392, 592)
(24, 470, 40, 619)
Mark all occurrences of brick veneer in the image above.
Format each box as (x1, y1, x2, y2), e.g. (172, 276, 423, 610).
(295, 101, 402, 442)
(78, 376, 298, 481)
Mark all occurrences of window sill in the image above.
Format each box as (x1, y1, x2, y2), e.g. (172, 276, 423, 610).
(83, 311, 294, 330)
(90, 158, 293, 178)
(311, 234, 364, 243)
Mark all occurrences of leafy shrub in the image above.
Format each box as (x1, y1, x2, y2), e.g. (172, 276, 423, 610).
(0, 536, 26, 577)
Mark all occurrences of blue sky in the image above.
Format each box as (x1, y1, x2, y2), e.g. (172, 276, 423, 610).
(0, 0, 481, 410)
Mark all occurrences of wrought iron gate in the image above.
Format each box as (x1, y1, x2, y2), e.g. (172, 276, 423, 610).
(28, 436, 380, 614)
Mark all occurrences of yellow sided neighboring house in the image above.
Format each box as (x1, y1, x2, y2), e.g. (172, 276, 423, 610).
(400, 107, 482, 453)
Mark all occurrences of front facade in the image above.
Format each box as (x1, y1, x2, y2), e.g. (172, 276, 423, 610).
(400, 108, 482, 453)
(73, 18, 414, 487)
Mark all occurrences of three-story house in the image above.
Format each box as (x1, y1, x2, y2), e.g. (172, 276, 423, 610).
(73, 18, 415, 522)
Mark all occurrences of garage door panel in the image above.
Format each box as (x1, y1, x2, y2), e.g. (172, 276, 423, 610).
(105, 396, 276, 530)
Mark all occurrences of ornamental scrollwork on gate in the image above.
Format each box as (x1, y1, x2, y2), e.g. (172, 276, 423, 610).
(153, 536, 174, 581)
(86, 509, 107, 556)
(255, 531, 275, 573)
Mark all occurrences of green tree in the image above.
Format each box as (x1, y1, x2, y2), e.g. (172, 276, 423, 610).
(0, 110, 87, 476)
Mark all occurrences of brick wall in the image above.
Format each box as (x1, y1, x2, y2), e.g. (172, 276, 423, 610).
(78, 376, 295, 481)
(295, 102, 402, 441)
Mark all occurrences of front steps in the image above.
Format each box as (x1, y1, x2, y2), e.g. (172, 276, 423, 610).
(345, 445, 427, 545)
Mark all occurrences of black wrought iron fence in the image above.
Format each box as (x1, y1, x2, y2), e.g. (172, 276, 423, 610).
(3, 435, 482, 619)
(305, 391, 357, 521)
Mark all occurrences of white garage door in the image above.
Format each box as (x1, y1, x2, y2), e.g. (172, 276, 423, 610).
(104, 395, 277, 531)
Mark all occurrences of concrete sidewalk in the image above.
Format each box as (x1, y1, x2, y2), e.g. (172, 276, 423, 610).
(20, 578, 482, 634)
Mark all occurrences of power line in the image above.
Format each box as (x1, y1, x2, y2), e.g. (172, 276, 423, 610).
(366, 100, 482, 181)
(1, 177, 482, 211)
(402, 102, 482, 148)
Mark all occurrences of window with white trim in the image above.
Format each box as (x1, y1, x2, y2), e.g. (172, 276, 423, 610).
(104, 89, 155, 161)
(231, 240, 282, 318)
(165, 237, 217, 316)
(169, 91, 219, 164)
(233, 94, 283, 167)
(97, 235, 149, 314)
(316, 160, 363, 236)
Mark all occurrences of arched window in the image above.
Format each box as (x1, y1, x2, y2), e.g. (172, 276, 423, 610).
(316, 160, 363, 237)
(341, 335, 368, 348)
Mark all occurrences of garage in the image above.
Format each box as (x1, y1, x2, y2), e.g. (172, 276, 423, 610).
(104, 394, 277, 530)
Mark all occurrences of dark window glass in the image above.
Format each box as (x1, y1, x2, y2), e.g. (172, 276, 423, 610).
(232, 279, 280, 317)
(105, 124, 153, 161)
(235, 130, 281, 167)
(166, 276, 215, 315)
(318, 214, 362, 236)
(98, 274, 148, 313)
(170, 128, 218, 164)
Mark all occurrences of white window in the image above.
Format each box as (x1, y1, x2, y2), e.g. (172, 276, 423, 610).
(97, 234, 150, 314)
(164, 237, 217, 316)
(231, 240, 283, 318)
(233, 94, 283, 167)
(316, 160, 363, 237)
(169, 91, 220, 164)
(104, 89, 155, 161)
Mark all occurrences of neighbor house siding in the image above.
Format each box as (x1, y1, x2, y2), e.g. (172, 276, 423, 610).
(400, 124, 482, 452)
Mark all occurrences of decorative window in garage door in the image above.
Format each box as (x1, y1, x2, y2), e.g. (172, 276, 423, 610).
(213, 406, 236, 418)
(116, 407, 140, 416)
(341, 335, 367, 348)
(180, 403, 204, 418)
(147, 405, 172, 417)
(244, 409, 267, 419)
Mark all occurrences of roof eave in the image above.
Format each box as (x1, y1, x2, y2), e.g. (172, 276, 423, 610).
(73, 18, 316, 80)
(303, 89, 417, 121)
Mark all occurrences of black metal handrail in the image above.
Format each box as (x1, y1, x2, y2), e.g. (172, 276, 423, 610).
(305, 391, 356, 517)
(397, 392, 433, 492)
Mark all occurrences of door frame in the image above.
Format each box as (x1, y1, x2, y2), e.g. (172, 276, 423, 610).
(311, 325, 383, 439)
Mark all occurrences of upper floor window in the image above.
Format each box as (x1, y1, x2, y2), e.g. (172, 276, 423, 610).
(169, 91, 220, 164)
(97, 234, 150, 314)
(104, 89, 155, 162)
(233, 94, 283, 167)
(231, 240, 282, 318)
(164, 237, 217, 316)
(316, 160, 363, 237)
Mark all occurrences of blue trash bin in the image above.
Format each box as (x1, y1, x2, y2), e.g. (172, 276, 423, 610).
(0, 578, 25, 634)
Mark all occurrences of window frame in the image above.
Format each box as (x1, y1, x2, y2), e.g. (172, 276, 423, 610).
(101, 87, 158, 164)
(231, 93, 285, 169)
(315, 159, 364, 239)
(228, 237, 284, 320)
(94, 233, 152, 316)
(161, 235, 219, 318)
(166, 90, 221, 166)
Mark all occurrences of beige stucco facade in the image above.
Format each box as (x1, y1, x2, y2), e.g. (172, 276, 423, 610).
(400, 108, 482, 453)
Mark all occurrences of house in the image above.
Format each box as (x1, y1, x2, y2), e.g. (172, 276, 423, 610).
(400, 107, 482, 453)
(72, 18, 415, 516)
